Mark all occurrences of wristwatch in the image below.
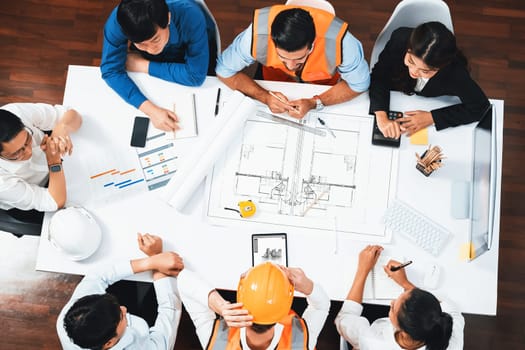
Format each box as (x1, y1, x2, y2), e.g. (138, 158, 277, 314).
(49, 163, 63, 173)
(313, 95, 325, 111)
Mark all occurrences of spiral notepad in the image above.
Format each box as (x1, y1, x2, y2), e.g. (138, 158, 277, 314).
(364, 256, 404, 300)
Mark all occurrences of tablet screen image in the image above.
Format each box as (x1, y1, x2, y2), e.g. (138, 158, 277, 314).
(252, 233, 288, 267)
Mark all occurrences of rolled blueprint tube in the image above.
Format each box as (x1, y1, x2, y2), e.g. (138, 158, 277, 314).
(161, 91, 256, 211)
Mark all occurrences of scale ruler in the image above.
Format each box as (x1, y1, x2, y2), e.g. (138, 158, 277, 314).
(256, 111, 326, 137)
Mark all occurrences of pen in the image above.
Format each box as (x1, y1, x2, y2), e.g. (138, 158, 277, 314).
(390, 260, 413, 271)
(268, 91, 299, 112)
(317, 117, 336, 138)
(214, 88, 221, 116)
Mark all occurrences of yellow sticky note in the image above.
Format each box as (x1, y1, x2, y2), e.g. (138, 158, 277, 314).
(410, 128, 428, 145)
(459, 242, 476, 261)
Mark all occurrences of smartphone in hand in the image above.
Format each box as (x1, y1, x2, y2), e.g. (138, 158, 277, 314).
(130, 116, 149, 148)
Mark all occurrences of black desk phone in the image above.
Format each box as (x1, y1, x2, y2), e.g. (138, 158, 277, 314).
(371, 111, 403, 148)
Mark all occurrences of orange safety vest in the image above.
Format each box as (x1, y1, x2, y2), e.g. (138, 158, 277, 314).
(206, 310, 310, 350)
(251, 5, 348, 85)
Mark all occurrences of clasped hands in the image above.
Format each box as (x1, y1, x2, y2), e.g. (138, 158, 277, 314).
(40, 133, 73, 161)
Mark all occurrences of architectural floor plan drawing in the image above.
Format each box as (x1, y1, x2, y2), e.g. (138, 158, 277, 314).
(206, 108, 398, 242)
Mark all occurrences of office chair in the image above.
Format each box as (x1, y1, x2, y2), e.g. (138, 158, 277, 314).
(370, 0, 454, 69)
(0, 209, 42, 237)
(194, 0, 221, 74)
(285, 0, 335, 14)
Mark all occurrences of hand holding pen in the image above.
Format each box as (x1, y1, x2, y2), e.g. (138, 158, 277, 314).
(390, 260, 412, 271)
(384, 260, 416, 291)
(267, 91, 300, 115)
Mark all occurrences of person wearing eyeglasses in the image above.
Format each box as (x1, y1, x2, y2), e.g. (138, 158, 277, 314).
(216, 5, 370, 119)
(0, 103, 82, 225)
(370, 22, 490, 139)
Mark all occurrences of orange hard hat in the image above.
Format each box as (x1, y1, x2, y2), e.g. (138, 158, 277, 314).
(237, 262, 294, 324)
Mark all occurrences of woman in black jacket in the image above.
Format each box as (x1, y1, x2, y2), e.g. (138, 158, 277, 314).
(370, 21, 489, 139)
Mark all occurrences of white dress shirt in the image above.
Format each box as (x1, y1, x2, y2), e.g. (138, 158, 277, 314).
(177, 269, 330, 350)
(0, 103, 68, 211)
(56, 261, 182, 350)
(335, 298, 465, 350)
(414, 77, 430, 92)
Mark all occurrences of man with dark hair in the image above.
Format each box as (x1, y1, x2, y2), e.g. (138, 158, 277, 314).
(178, 262, 330, 349)
(0, 103, 82, 221)
(101, 0, 216, 132)
(216, 5, 370, 118)
(57, 234, 184, 350)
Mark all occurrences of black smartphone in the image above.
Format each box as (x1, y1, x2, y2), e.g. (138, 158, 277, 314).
(252, 233, 288, 267)
(371, 111, 402, 148)
(130, 116, 149, 147)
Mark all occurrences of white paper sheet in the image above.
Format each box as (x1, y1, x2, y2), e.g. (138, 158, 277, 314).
(205, 108, 398, 241)
(161, 91, 256, 211)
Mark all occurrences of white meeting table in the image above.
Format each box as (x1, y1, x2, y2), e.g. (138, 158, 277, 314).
(36, 65, 503, 315)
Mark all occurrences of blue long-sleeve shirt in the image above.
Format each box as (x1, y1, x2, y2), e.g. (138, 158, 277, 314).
(101, 0, 211, 108)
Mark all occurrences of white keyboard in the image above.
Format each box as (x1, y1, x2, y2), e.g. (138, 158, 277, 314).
(384, 200, 452, 256)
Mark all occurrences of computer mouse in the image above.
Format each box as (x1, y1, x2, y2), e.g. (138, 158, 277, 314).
(423, 264, 441, 290)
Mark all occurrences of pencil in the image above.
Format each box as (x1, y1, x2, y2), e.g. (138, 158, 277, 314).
(268, 91, 299, 112)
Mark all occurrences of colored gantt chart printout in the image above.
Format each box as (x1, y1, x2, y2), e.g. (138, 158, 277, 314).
(75, 130, 180, 207)
(137, 131, 179, 191)
(89, 167, 145, 201)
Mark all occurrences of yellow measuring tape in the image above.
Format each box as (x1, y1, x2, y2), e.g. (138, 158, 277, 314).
(224, 200, 257, 218)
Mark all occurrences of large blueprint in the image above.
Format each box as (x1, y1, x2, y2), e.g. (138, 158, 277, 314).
(206, 107, 398, 242)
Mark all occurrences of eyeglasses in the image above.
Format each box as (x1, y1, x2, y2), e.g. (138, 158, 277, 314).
(0, 127, 34, 161)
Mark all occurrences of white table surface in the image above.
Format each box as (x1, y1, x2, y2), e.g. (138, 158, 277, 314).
(36, 65, 503, 315)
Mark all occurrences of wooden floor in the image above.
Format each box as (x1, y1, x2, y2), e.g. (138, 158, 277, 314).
(1, 0, 524, 349)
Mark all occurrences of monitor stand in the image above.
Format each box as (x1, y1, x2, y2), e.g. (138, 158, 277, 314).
(451, 181, 471, 219)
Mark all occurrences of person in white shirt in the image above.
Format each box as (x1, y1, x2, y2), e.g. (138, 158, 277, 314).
(336, 245, 464, 350)
(0, 103, 82, 215)
(56, 233, 184, 350)
(178, 262, 330, 349)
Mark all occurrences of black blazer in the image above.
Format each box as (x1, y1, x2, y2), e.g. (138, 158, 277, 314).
(369, 27, 490, 130)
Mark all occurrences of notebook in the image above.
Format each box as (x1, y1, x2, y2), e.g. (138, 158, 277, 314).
(363, 255, 404, 300)
(172, 92, 198, 139)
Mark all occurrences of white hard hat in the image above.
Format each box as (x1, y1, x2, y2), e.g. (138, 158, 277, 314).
(48, 207, 102, 261)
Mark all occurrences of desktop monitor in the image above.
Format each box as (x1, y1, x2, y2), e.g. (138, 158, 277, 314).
(467, 105, 497, 261)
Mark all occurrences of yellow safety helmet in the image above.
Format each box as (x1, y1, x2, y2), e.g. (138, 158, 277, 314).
(237, 262, 294, 324)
